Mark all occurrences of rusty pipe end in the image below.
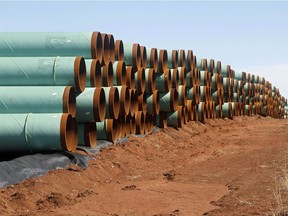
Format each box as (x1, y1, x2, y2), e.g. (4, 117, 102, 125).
(152, 90, 160, 115)
(115, 40, 124, 61)
(108, 87, 120, 119)
(119, 85, 131, 115)
(90, 59, 102, 87)
(147, 68, 156, 93)
(178, 50, 186, 67)
(137, 67, 146, 94)
(115, 61, 127, 85)
(140, 45, 147, 68)
(135, 111, 145, 134)
(107, 34, 115, 62)
(150, 48, 158, 69)
(60, 113, 78, 152)
(62, 86, 76, 117)
(93, 88, 106, 122)
(106, 119, 118, 144)
(91, 32, 102, 60)
(126, 66, 136, 89)
(101, 33, 110, 66)
(163, 68, 171, 92)
(83, 122, 97, 148)
(170, 88, 179, 112)
(159, 49, 168, 69)
(74, 56, 86, 92)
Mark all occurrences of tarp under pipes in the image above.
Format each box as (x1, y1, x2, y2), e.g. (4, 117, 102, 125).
(0, 141, 114, 188)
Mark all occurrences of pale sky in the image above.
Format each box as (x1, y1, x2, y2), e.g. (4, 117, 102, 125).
(0, 1, 287, 98)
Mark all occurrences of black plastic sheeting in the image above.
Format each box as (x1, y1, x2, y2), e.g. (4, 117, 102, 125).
(0, 129, 160, 188)
(0, 140, 114, 188)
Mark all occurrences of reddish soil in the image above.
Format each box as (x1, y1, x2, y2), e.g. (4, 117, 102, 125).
(0, 116, 288, 216)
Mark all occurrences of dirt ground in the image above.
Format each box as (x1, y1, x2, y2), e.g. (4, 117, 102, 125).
(0, 116, 288, 216)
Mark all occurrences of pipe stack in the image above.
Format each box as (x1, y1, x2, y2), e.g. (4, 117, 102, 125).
(0, 32, 286, 154)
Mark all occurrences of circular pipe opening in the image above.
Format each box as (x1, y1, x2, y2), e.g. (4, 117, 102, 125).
(117, 115, 126, 139)
(60, 113, 77, 152)
(178, 50, 185, 67)
(138, 92, 147, 112)
(159, 49, 168, 70)
(193, 55, 197, 68)
(170, 88, 179, 111)
(136, 111, 145, 134)
(101, 61, 114, 87)
(115, 61, 127, 85)
(62, 86, 76, 117)
(129, 89, 138, 117)
(84, 122, 97, 148)
(172, 68, 179, 89)
(93, 88, 106, 122)
(153, 90, 160, 115)
(132, 43, 141, 69)
(178, 67, 186, 85)
(106, 119, 118, 144)
(177, 106, 184, 128)
(107, 34, 115, 62)
(90, 59, 102, 87)
(91, 32, 103, 60)
(115, 40, 124, 61)
(101, 33, 110, 66)
(140, 46, 147, 68)
(150, 48, 158, 69)
(74, 56, 87, 92)
(172, 50, 179, 69)
(147, 68, 156, 93)
(126, 66, 136, 89)
(217, 61, 222, 75)
(179, 85, 187, 106)
(186, 50, 193, 71)
(108, 87, 120, 119)
(119, 85, 130, 115)
(137, 67, 146, 94)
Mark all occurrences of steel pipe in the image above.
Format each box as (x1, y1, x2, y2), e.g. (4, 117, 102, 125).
(170, 68, 179, 89)
(0, 113, 77, 152)
(76, 87, 106, 122)
(135, 111, 145, 134)
(101, 62, 114, 87)
(145, 68, 156, 94)
(216, 104, 223, 118)
(101, 33, 110, 65)
(85, 59, 102, 87)
(126, 66, 136, 89)
(159, 88, 178, 112)
(222, 102, 233, 119)
(178, 85, 187, 106)
(0, 56, 86, 92)
(123, 43, 141, 69)
(0, 32, 103, 59)
(102, 87, 120, 119)
(135, 67, 146, 94)
(138, 92, 147, 112)
(115, 40, 124, 61)
(129, 89, 138, 117)
(197, 102, 206, 123)
(140, 46, 147, 68)
(96, 119, 118, 144)
(158, 49, 168, 72)
(167, 106, 184, 128)
(113, 61, 127, 86)
(0, 86, 76, 117)
(178, 67, 186, 85)
(167, 50, 178, 69)
(146, 90, 160, 115)
(146, 48, 158, 69)
(77, 122, 97, 148)
(107, 34, 115, 62)
(155, 68, 171, 92)
(115, 85, 130, 115)
(178, 50, 185, 67)
(185, 50, 193, 71)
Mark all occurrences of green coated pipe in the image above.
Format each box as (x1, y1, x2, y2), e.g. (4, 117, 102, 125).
(96, 119, 118, 144)
(245, 104, 252, 116)
(85, 59, 102, 87)
(212, 89, 221, 105)
(113, 61, 127, 86)
(76, 87, 106, 122)
(0, 56, 86, 92)
(146, 90, 160, 115)
(200, 70, 208, 86)
(102, 87, 120, 119)
(199, 86, 208, 102)
(0, 86, 76, 117)
(222, 102, 233, 119)
(167, 50, 178, 69)
(0, 113, 77, 152)
(159, 88, 178, 112)
(0, 32, 103, 59)
(123, 43, 141, 69)
(211, 74, 219, 92)
(155, 68, 171, 92)
(146, 48, 158, 69)
(77, 122, 97, 148)
(167, 106, 183, 128)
